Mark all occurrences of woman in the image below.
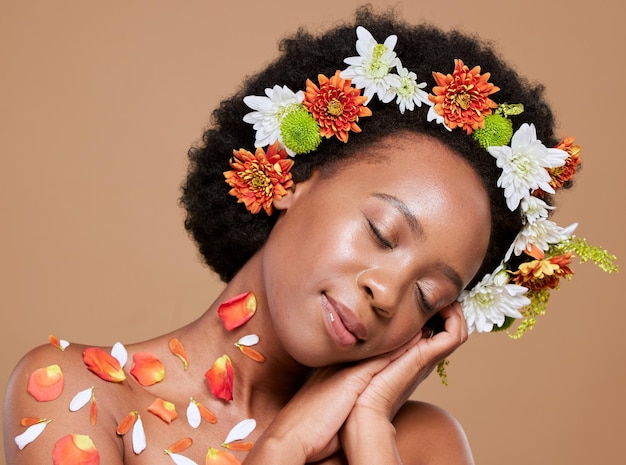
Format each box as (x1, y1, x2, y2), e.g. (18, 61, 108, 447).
(3, 7, 614, 465)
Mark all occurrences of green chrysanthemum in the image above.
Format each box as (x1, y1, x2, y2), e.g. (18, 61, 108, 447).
(472, 113, 514, 149)
(280, 107, 322, 155)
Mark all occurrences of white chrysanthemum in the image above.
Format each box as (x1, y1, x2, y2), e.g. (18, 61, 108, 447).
(487, 123, 568, 211)
(506, 218, 578, 261)
(341, 26, 401, 103)
(392, 64, 430, 114)
(426, 104, 451, 131)
(242, 85, 304, 150)
(520, 195, 554, 224)
(460, 266, 530, 334)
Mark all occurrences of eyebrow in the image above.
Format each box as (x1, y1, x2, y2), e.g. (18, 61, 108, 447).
(372, 192, 423, 236)
(371, 192, 464, 295)
(435, 262, 464, 296)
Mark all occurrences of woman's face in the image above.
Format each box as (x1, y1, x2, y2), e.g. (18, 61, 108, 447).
(261, 133, 491, 367)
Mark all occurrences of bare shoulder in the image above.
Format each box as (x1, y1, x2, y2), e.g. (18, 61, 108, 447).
(393, 401, 475, 465)
(4, 341, 127, 465)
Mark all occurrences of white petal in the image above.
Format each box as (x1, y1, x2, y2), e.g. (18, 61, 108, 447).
(243, 95, 272, 112)
(132, 415, 147, 454)
(383, 34, 398, 51)
(186, 399, 201, 429)
(224, 418, 256, 444)
(111, 342, 128, 368)
(69, 387, 93, 412)
(544, 147, 568, 167)
(561, 222, 578, 237)
(167, 452, 198, 465)
(237, 334, 259, 347)
(15, 421, 50, 450)
(511, 123, 536, 147)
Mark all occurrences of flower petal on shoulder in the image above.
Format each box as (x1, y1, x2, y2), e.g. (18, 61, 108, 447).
(110, 342, 128, 368)
(205, 447, 241, 465)
(223, 418, 256, 444)
(49, 335, 70, 351)
(14, 419, 50, 450)
(132, 414, 147, 454)
(69, 387, 93, 412)
(83, 347, 126, 382)
(27, 364, 64, 401)
(167, 451, 199, 465)
(52, 434, 100, 465)
(130, 352, 165, 386)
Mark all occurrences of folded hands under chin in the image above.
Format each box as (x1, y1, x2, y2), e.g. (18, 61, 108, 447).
(243, 303, 468, 465)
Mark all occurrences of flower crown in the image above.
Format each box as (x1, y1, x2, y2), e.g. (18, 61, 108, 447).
(224, 26, 617, 338)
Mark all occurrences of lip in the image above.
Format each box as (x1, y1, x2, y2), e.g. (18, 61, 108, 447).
(321, 294, 368, 348)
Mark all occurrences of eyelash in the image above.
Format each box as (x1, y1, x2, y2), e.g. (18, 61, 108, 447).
(416, 285, 435, 313)
(367, 219, 393, 249)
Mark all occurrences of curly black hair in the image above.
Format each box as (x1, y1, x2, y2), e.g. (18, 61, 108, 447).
(181, 6, 557, 283)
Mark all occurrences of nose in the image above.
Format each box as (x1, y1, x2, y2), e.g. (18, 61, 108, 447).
(357, 268, 403, 319)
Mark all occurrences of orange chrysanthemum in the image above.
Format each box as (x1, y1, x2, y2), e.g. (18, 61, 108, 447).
(52, 434, 100, 465)
(303, 70, 372, 143)
(429, 59, 500, 134)
(224, 141, 294, 215)
(513, 253, 574, 291)
(27, 364, 64, 401)
(130, 352, 165, 386)
(83, 347, 126, 383)
(218, 291, 257, 331)
(550, 136, 581, 188)
(205, 354, 234, 401)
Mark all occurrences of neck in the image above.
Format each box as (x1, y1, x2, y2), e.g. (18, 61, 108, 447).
(177, 252, 312, 417)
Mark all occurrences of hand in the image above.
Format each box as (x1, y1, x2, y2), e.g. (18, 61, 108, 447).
(351, 302, 468, 419)
(336, 303, 469, 465)
(245, 303, 468, 465)
(245, 355, 399, 464)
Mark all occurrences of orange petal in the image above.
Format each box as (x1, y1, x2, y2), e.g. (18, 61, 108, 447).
(90, 395, 97, 426)
(48, 335, 70, 351)
(217, 291, 257, 330)
(83, 347, 126, 383)
(205, 355, 234, 401)
(525, 243, 545, 260)
(235, 344, 265, 363)
(205, 447, 241, 465)
(166, 437, 193, 454)
(27, 364, 64, 401)
(52, 434, 100, 465)
(130, 352, 165, 386)
(197, 401, 217, 424)
(222, 441, 253, 451)
(116, 411, 138, 436)
(148, 398, 178, 424)
(168, 337, 189, 369)
(21, 417, 47, 427)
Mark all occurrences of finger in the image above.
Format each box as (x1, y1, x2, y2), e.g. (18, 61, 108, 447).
(438, 301, 469, 345)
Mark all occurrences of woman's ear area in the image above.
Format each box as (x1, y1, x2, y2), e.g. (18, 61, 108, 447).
(272, 187, 295, 211)
(272, 170, 320, 211)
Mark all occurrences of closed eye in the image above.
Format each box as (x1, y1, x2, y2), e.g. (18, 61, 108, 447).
(416, 285, 435, 313)
(367, 219, 393, 249)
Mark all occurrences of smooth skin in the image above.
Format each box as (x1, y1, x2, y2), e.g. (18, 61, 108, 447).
(4, 133, 490, 464)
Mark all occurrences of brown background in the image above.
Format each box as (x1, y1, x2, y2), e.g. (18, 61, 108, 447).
(1, 1, 624, 463)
